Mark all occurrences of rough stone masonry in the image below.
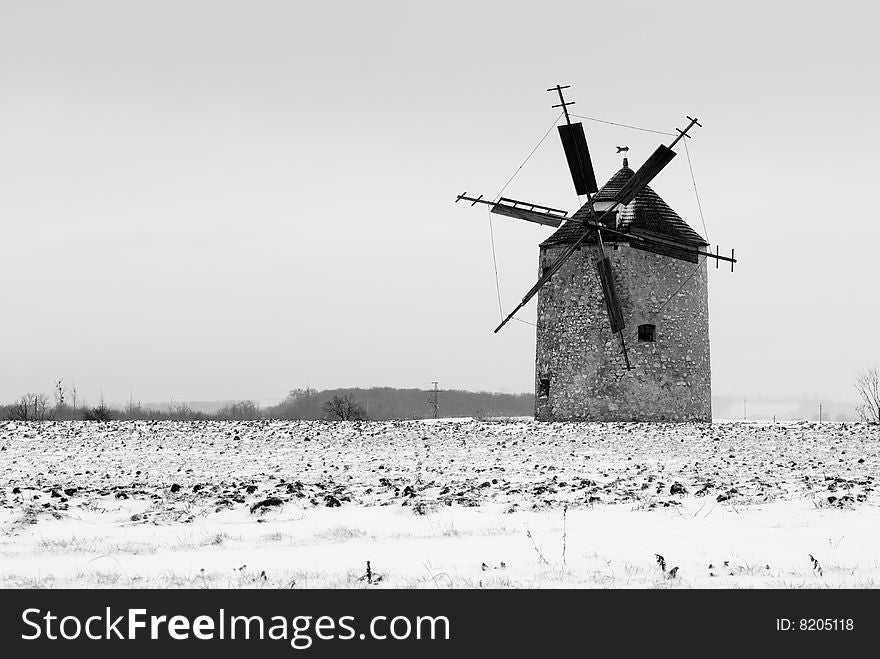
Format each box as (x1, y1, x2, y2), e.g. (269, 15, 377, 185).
(534, 242, 711, 422)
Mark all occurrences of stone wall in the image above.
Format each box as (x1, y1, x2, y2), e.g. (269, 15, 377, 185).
(534, 241, 711, 421)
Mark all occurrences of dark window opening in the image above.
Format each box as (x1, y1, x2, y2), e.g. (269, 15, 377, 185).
(541, 264, 551, 277)
(538, 378, 551, 399)
(638, 324, 656, 342)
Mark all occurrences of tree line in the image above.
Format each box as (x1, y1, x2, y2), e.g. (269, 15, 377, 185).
(0, 382, 534, 422)
(6, 370, 878, 423)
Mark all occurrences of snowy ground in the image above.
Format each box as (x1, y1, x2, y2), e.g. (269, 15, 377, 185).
(1, 419, 878, 588)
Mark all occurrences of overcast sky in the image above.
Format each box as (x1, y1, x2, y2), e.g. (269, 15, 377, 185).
(1, 1, 878, 406)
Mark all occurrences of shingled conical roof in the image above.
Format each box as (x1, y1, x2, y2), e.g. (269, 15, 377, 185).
(541, 159, 708, 247)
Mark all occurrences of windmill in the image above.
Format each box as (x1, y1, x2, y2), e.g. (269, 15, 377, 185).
(455, 85, 736, 373)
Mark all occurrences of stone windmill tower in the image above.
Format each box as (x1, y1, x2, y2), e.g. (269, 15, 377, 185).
(456, 85, 736, 422)
(535, 157, 712, 421)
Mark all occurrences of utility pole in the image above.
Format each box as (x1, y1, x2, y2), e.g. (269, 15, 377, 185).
(743, 397, 747, 421)
(427, 382, 439, 419)
(819, 402, 822, 424)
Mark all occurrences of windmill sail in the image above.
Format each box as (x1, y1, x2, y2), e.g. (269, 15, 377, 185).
(491, 204, 564, 227)
(596, 257, 625, 333)
(629, 227, 699, 263)
(614, 145, 676, 206)
(485, 107, 733, 336)
(493, 224, 598, 333)
(490, 197, 567, 227)
(558, 123, 598, 195)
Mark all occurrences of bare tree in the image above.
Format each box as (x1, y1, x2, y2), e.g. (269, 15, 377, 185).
(70, 380, 78, 411)
(855, 366, 880, 424)
(323, 394, 367, 421)
(228, 400, 261, 419)
(6, 393, 52, 421)
(6, 397, 30, 421)
(172, 402, 192, 419)
(34, 393, 51, 420)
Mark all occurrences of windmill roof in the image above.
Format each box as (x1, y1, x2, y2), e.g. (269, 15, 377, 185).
(590, 163, 634, 203)
(541, 161, 709, 248)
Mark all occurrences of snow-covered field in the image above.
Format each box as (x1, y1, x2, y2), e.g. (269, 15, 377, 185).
(1, 419, 878, 588)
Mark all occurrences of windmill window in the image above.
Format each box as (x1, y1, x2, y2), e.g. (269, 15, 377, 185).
(539, 378, 551, 399)
(638, 324, 656, 342)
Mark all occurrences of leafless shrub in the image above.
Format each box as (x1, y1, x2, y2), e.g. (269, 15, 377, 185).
(655, 553, 679, 579)
(82, 395, 113, 422)
(655, 553, 667, 571)
(356, 560, 383, 585)
(526, 528, 550, 565)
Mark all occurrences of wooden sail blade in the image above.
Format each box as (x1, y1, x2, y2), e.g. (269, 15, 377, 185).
(628, 227, 699, 263)
(494, 225, 598, 333)
(596, 257, 626, 333)
(614, 145, 676, 206)
(497, 197, 568, 216)
(491, 204, 564, 227)
(490, 197, 567, 227)
(558, 123, 598, 196)
(630, 240, 698, 263)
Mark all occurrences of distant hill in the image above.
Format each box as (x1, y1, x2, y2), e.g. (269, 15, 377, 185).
(126, 391, 863, 422)
(137, 400, 242, 414)
(265, 387, 533, 421)
(18, 389, 859, 423)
